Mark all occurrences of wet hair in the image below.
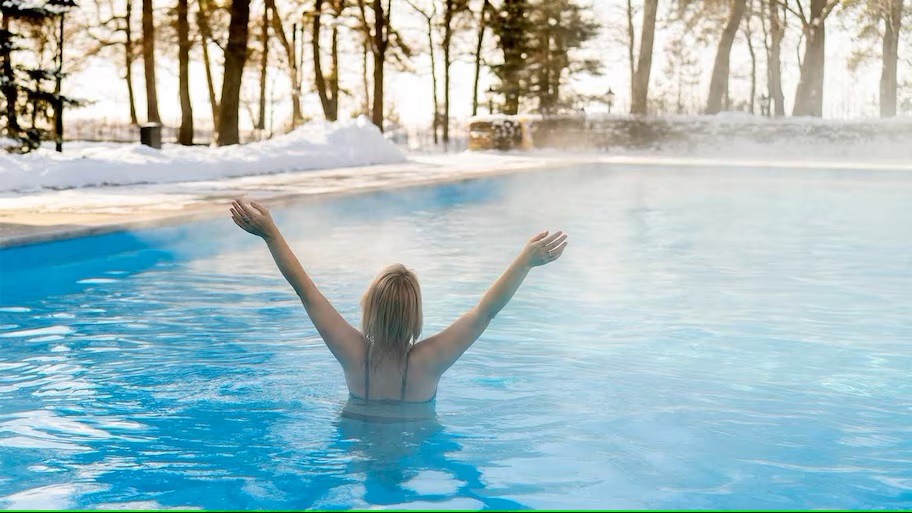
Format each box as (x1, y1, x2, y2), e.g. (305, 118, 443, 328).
(360, 264, 423, 368)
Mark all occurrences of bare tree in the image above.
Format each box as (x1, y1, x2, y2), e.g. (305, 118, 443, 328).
(407, 0, 440, 143)
(743, 0, 757, 114)
(706, 0, 747, 113)
(356, 0, 392, 130)
(217, 0, 251, 145)
(786, 0, 839, 116)
(196, 0, 220, 130)
(471, 0, 491, 116)
(762, 0, 786, 116)
(81, 0, 140, 124)
(360, 33, 371, 117)
(631, 0, 659, 114)
(256, 0, 268, 131)
(880, 0, 904, 116)
(177, 0, 193, 144)
(266, 0, 302, 126)
(141, 0, 160, 123)
(441, 0, 470, 143)
(124, 0, 138, 125)
(627, 0, 636, 100)
(311, 0, 342, 122)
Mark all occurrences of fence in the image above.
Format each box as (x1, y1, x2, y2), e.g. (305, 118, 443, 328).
(64, 120, 265, 146)
(63, 119, 469, 154)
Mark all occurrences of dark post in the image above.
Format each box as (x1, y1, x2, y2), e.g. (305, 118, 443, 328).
(140, 123, 162, 148)
(55, 13, 64, 152)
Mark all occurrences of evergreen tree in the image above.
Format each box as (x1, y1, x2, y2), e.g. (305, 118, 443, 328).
(1, 0, 79, 153)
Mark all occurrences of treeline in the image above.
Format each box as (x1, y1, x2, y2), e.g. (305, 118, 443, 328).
(0, 0, 908, 152)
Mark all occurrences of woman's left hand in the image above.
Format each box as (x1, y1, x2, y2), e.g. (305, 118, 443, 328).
(230, 199, 279, 241)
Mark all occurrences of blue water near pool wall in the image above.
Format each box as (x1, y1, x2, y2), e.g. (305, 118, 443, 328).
(1, 162, 911, 509)
(0, 176, 502, 304)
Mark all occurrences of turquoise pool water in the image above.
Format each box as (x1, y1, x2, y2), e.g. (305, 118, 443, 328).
(1, 164, 911, 509)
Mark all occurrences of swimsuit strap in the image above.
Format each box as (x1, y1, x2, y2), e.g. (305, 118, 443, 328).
(364, 342, 371, 400)
(401, 348, 410, 401)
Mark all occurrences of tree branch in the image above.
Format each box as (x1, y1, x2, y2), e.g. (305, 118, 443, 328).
(355, 0, 378, 55)
(821, 0, 841, 20)
(404, 0, 434, 21)
(775, 0, 808, 26)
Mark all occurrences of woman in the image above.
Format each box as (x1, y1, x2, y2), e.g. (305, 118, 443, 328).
(229, 199, 567, 416)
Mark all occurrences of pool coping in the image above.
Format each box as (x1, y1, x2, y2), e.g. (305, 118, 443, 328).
(0, 153, 561, 249)
(2, 152, 911, 249)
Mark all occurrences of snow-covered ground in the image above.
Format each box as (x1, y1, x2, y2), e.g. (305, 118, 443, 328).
(0, 117, 404, 193)
(2, 115, 911, 195)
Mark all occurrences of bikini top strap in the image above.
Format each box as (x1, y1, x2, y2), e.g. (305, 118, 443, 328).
(400, 347, 410, 401)
(364, 342, 371, 400)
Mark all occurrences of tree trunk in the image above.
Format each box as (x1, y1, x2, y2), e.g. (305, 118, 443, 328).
(765, 0, 785, 116)
(706, 0, 747, 114)
(1, 16, 19, 135)
(266, 0, 301, 127)
(745, 20, 757, 114)
(370, 0, 387, 130)
(626, 0, 635, 104)
(443, 0, 453, 144)
(792, 0, 827, 117)
(471, 0, 490, 116)
(142, 0, 161, 123)
(217, 0, 251, 146)
(538, 26, 552, 111)
(329, 20, 339, 120)
(429, 21, 439, 143)
(197, 0, 220, 131)
(361, 36, 371, 118)
(178, 0, 194, 144)
(312, 0, 332, 120)
(499, 0, 527, 115)
(124, 0, 138, 125)
(630, 0, 658, 114)
(880, 0, 903, 117)
(257, 0, 268, 131)
(410, 1, 439, 143)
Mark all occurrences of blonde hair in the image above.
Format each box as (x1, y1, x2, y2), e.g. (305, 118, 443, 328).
(361, 264, 423, 368)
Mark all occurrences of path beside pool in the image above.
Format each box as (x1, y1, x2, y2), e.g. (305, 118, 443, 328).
(0, 153, 568, 248)
(2, 151, 912, 248)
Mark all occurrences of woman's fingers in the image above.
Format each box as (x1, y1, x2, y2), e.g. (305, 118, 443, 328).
(231, 215, 254, 234)
(236, 200, 254, 219)
(546, 234, 567, 249)
(250, 201, 268, 216)
(549, 241, 568, 259)
(529, 230, 549, 243)
(232, 199, 254, 219)
(537, 230, 563, 247)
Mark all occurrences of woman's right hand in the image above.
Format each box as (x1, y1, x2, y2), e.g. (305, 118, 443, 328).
(522, 230, 568, 267)
(230, 199, 279, 241)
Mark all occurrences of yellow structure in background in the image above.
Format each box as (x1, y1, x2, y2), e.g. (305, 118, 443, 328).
(467, 115, 535, 151)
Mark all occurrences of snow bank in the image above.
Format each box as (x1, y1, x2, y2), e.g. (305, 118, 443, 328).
(522, 113, 912, 162)
(0, 117, 405, 193)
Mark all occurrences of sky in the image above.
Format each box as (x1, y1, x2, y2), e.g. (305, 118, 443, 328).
(64, 0, 906, 132)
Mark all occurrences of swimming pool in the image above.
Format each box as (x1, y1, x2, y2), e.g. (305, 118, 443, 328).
(1, 163, 911, 509)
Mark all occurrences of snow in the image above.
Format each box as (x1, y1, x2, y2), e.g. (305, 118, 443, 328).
(0, 117, 405, 193)
(0, 137, 18, 150)
(3, 114, 912, 195)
